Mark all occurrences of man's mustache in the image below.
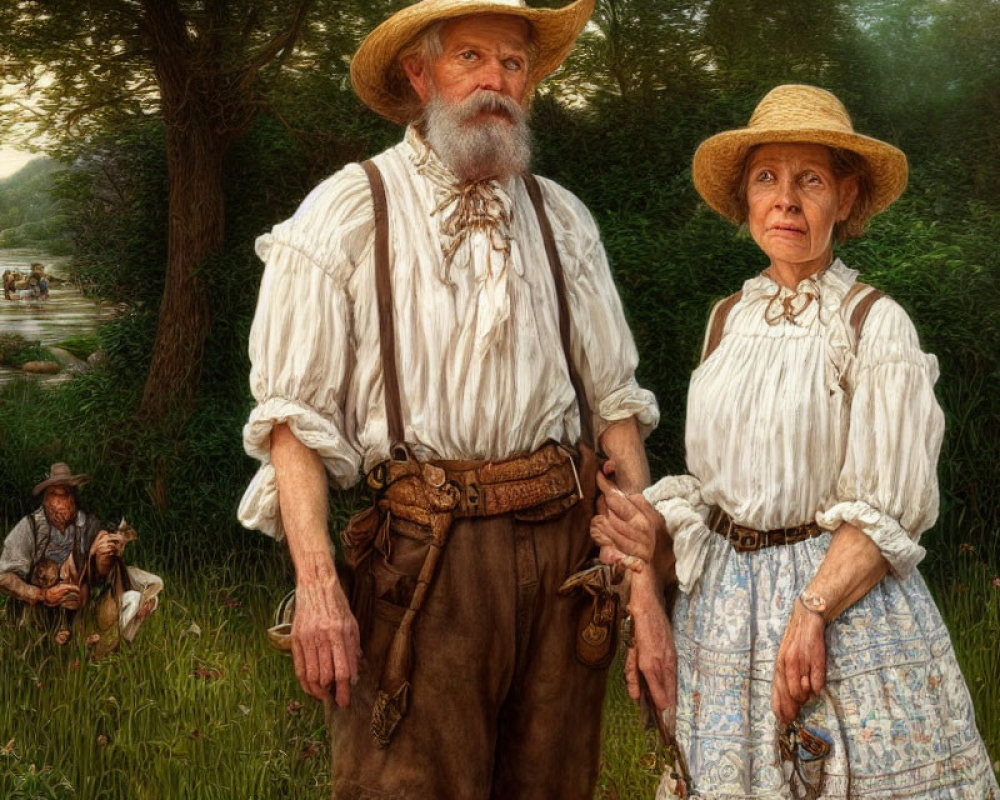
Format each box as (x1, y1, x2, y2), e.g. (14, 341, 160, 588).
(455, 91, 523, 124)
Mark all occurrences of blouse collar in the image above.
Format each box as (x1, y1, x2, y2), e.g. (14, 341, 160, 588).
(742, 259, 858, 325)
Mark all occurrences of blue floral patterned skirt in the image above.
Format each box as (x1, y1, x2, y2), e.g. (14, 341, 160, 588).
(673, 532, 999, 799)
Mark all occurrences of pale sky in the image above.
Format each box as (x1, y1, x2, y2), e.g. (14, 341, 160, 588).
(0, 148, 41, 179)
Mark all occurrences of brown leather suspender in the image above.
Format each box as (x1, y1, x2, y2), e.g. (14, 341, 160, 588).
(700, 281, 885, 364)
(523, 172, 596, 450)
(701, 290, 743, 363)
(360, 159, 595, 452)
(361, 160, 405, 445)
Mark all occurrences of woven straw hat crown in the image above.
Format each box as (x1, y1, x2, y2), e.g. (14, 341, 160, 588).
(692, 84, 908, 228)
(351, 0, 595, 124)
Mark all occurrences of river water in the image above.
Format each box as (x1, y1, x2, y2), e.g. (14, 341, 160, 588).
(0, 248, 119, 385)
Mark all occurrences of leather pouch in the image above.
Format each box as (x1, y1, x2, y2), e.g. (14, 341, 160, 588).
(574, 591, 619, 670)
(560, 559, 623, 671)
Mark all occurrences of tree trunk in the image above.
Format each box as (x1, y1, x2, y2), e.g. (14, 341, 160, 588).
(138, 119, 226, 421)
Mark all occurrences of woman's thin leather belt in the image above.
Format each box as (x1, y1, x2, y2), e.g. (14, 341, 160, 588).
(707, 506, 825, 552)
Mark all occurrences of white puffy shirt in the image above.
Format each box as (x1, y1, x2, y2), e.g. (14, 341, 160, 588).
(644, 260, 945, 591)
(239, 128, 659, 538)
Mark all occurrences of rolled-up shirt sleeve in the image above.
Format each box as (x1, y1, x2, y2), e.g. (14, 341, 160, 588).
(643, 475, 712, 594)
(238, 166, 372, 539)
(540, 179, 659, 439)
(816, 298, 945, 577)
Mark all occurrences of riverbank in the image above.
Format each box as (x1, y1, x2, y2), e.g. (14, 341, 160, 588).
(0, 247, 117, 385)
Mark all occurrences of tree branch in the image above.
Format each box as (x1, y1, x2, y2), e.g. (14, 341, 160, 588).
(236, 0, 316, 92)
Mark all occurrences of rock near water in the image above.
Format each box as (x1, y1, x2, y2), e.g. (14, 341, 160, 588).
(21, 360, 60, 374)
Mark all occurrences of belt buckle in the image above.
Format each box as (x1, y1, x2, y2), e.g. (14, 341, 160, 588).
(738, 531, 761, 552)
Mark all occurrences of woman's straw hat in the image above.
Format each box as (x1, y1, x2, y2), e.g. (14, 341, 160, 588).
(351, 0, 595, 125)
(692, 84, 908, 227)
(33, 462, 89, 496)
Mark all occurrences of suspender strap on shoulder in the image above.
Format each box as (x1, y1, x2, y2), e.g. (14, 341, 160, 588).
(846, 282, 885, 345)
(523, 173, 595, 450)
(361, 159, 405, 446)
(701, 290, 743, 363)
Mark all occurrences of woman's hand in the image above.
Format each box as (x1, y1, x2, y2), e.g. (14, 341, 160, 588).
(772, 598, 827, 725)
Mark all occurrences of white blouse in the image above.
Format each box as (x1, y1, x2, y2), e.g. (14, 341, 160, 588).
(239, 127, 659, 539)
(645, 260, 944, 592)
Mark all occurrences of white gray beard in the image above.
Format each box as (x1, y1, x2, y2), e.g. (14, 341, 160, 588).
(424, 90, 532, 182)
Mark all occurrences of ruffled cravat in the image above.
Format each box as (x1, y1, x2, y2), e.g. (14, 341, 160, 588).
(407, 127, 518, 353)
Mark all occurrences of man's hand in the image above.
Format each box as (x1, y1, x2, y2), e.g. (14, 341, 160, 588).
(772, 599, 827, 725)
(627, 572, 677, 730)
(92, 530, 125, 577)
(43, 582, 82, 610)
(591, 465, 667, 574)
(292, 575, 362, 707)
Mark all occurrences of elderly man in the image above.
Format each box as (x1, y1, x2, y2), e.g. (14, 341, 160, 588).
(238, 0, 671, 797)
(0, 463, 123, 615)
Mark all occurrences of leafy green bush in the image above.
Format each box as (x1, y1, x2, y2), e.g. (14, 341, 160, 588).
(0, 333, 57, 368)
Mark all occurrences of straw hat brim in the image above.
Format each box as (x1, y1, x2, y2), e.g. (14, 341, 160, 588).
(351, 0, 595, 125)
(33, 472, 89, 496)
(692, 126, 908, 225)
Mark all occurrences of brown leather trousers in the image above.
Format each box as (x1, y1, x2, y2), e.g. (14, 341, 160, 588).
(327, 482, 606, 799)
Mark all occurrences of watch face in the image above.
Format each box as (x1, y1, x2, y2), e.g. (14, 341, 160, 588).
(801, 591, 827, 613)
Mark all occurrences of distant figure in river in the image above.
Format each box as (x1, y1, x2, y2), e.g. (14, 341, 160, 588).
(3, 270, 15, 300)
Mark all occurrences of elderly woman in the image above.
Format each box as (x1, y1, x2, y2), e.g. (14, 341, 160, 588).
(594, 84, 999, 798)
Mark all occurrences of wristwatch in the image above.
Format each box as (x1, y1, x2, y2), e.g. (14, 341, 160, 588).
(799, 589, 828, 619)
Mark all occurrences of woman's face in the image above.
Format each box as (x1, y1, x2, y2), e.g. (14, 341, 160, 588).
(745, 143, 857, 281)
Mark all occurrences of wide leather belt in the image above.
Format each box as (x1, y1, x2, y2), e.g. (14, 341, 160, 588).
(707, 506, 825, 553)
(366, 441, 583, 520)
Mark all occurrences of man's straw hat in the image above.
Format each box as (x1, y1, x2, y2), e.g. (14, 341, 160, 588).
(692, 84, 908, 227)
(33, 462, 89, 496)
(351, 0, 595, 124)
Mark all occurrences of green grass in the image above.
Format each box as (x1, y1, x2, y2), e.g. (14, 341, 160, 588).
(51, 335, 100, 362)
(0, 521, 995, 800)
(0, 557, 330, 800)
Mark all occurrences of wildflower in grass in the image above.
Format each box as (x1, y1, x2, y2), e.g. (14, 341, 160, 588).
(956, 584, 970, 594)
(301, 742, 321, 760)
(959, 543, 976, 554)
(991, 577, 1000, 589)
(97, 734, 109, 747)
(222, 595, 241, 609)
(190, 729, 201, 739)
(286, 700, 303, 715)
(1, 738, 15, 757)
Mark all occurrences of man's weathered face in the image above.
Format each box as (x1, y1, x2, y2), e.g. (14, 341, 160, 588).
(404, 14, 534, 182)
(43, 485, 76, 529)
(424, 15, 531, 110)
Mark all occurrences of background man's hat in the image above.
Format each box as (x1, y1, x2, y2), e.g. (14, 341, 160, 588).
(692, 84, 908, 227)
(32, 462, 90, 496)
(351, 0, 595, 124)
